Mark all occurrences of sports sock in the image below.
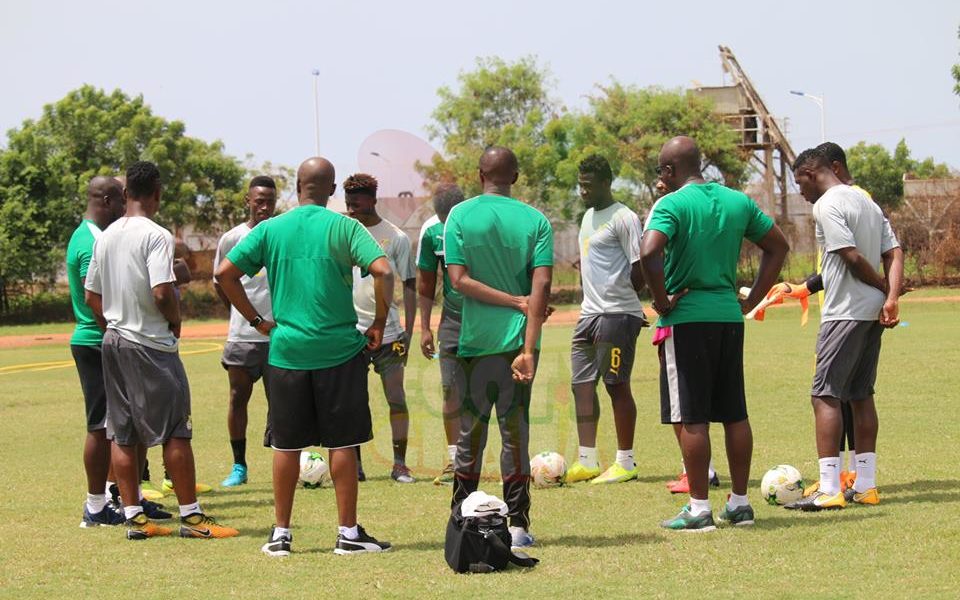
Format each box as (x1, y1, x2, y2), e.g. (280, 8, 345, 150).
(447, 445, 457, 463)
(615, 449, 635, 471)
(853, 452, 876, 492)
(392, 439, 407, 466)
(231, 439, 247, 467)
(138, 487, 144, 502)
(819, 457, 841, 495)
(179, 501, 201, 517)
(272, 526, 291, 541)
(105, 481, 116, 495)
(578, 446, 599, 470)
(845, 450, 856, 473)
(339, 524, 359, 540)
(708, 460, 716, 479)
(86, 493, 108, 514)
(123, 505, 144, 520)
(726, 493, 750, 509)
(688, 497, 711, 516)
(680, 458, 686, 475)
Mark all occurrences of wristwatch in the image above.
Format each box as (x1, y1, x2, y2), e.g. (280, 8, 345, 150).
(249, 315, 264, 328)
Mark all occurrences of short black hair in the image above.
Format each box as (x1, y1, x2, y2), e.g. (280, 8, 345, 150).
(249, 175, 276, 190)
(793, 148, 828, 171)
(125, 161, 161, 198)
(343, 173, 378, 196)
(815, 142, 847, 169)
(578, 154, 613, 182)
(433, 183, 465, 219)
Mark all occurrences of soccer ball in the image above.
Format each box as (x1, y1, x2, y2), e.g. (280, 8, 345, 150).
(530, 451, 566, 488)
(760, 464, 804, 505)
(299, 450, 330, 488)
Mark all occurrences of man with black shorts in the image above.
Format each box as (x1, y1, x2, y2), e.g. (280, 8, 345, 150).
(565, 155, 648, 485)
(445, 146, 553, 550)
(641, 137, 788, 531)
(786, 147, 903, 511)
(68, 175, 125, 527)
(417, 184, 467, 484)
(213, 175, 277, 488)
(343, 173, 417, 484)
(85, 161, 238, 540)
(217, 157, 394, 557)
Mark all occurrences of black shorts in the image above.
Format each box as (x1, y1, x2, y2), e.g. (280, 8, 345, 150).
(658, 322, 747, 424)
(265, 351, 373, 450)
(71, 344, 107, 431)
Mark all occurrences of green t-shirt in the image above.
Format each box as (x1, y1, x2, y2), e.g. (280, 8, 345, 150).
(645, 182, 774, 326)
(416, 215, 462, 316)
(227, 204, 385, 370)
(444, 194, 554, 357)
(66, 220, 104, 346)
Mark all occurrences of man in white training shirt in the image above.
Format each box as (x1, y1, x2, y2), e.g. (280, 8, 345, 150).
(565, 155, 648, 485)
(213, 175, 277, 488)
(343, 173, 417, 483)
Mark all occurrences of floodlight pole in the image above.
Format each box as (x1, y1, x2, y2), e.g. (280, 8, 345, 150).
(790, 90, 825, 143)
(312, 69, 321, 155)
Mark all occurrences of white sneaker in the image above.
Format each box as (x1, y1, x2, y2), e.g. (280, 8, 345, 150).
(508, 526, 535, 549)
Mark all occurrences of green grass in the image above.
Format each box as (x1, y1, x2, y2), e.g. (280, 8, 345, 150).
(1, 302, 959, 598)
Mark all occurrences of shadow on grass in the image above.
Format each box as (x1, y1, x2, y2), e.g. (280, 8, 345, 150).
(756, 510, 883, 529)
(393, 531, 663, 553)
(880, 491, 960, 505)
(883, 479, 960, 493)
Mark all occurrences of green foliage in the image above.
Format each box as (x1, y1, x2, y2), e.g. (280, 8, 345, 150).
(0, 85, 245, 292)
(420, 59, 747, 220)
(847, 138, 952, 210)
(954, 25, 960, 98)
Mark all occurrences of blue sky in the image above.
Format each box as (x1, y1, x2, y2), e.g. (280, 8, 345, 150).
(2, 0, 958, 184)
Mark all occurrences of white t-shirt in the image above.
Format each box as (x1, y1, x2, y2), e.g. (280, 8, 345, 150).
(815, 185, 900, 322)
(215, 223, 273, 343)
(353, 218, 415, 342)
(579, 202, 644, 316)
(84, 216, 178, 351)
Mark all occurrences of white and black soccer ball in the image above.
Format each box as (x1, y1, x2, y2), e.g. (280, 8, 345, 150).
(299, 450, 330, 488)
(530, 451, 566, 488)
(760, 464, 804, 505)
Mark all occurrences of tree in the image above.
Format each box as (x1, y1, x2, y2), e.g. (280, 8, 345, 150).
(0, 85, 245, 299)
(550, 82, 748, 215)
(953, 26, 959, 98)
(846, 138, 952, 211)
(418, 56, 569, 219)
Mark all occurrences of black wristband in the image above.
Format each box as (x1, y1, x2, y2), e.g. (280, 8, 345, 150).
(249, 315, 264, 328)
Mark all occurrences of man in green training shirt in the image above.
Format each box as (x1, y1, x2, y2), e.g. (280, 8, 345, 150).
(68, 175, 125, 527)
(417, 183, 467, 484)
(217, 156, 394, 557)
(445, 146, 553, 550)
(641, 136, 788, 532)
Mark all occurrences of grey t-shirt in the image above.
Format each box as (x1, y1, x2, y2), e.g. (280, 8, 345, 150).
(814, 185, 900, 322)
(215, 223, 273, 343)
(85, 216, 179, 352)
(578, 202, 644, 317)
(353, 218, 415, 343)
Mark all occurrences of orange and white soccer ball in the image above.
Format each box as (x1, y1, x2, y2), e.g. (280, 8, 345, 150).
(530, 451, 567, 488)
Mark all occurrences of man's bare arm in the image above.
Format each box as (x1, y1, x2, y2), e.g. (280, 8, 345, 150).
(835, 247, 887, 294)
(152, 282, 182, 338)
(741, 226, 790, 313)
(83, 288, 107, 332)
(448, 264, 524, 312)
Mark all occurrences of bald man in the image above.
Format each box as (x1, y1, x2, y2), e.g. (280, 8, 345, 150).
(445, 146, 553, 550)
(69, 176, 126, 527)
(217, 157, 394, 557)
(641, 137, 788, 531)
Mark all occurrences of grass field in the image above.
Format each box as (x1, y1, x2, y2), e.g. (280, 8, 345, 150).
(1, 297, 959, 598)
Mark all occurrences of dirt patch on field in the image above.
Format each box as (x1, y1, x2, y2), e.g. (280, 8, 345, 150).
(2, 295, 956, 349)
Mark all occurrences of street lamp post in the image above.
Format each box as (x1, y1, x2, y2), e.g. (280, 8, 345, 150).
(311, 69, 321, 155)
(789, 90, 825, 143)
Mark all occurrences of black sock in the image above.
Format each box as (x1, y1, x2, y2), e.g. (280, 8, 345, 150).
(141, 459, 150, 482)
(393, 439, 407, 466)
(231, 439, 247, 467)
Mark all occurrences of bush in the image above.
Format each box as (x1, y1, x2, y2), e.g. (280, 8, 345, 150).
(0, 290, 73, 325)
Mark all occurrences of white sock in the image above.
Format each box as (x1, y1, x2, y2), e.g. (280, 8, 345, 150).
(339, 524, 359, 540)
(688, 497, 711, 516)
(123, 505, 143, 520)
(615, 449, 635, 471)
(845, 450, 856, 472)
(708, 460, 716, 479)
(447, 445, 457, 463)
(680, 458, 686, 474)
(819, 457, 841, 495)
(179, 501, 200, 517)
(578, 446, 599, 470)
(853, 452, 876, 492)
(105, 481, 116, 495)
(138, 487, 144, 502)
(272, 526, 291, 540)
(86, 493, 108, 513)
(726, 493, 749, 509)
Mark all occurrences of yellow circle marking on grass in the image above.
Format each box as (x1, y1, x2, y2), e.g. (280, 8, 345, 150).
(0, 341, 223, 376)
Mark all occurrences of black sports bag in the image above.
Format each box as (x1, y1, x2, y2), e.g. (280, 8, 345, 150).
(444, 503, 539, 573)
